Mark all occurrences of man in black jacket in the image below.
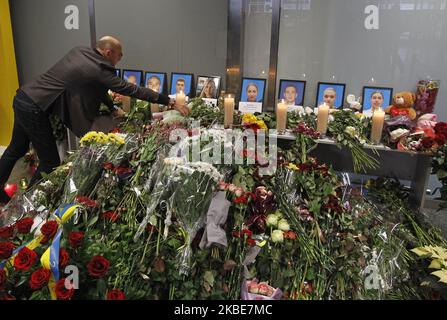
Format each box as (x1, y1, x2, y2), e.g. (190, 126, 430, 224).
(0, 36, 187, 204)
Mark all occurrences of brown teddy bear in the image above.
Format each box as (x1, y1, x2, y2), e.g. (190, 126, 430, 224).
(384, 91, 417, 120)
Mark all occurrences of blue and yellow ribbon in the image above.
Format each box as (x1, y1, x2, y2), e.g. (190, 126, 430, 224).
(41, 204, 79, 299)
(0, 204, 79, 300)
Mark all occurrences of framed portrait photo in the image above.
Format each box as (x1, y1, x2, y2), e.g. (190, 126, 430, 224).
(361, 86, 393, 113)
(316, 82, 346, 109)
(278, 79, 306, 106)
(170, 72, 194, 97)
(115, 69, 121, 78)
(196, 75, 221, 99)
(144, 72, 167, 94)
(240, 78, 266, 103)
(123, 69, 143, 86)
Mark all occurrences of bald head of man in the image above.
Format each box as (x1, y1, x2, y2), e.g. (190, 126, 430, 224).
(96, 36, 123, 66)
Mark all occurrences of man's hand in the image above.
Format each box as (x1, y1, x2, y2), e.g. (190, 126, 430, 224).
(174, 102, 190, 116)
(112, 107, 126, 119)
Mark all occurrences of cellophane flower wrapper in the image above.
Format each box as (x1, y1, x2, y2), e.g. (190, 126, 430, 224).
(134, 152, 181, 241)
(169, 162, 222, 275)
(241, 279, 283, 300)
(62, 133, 128, 204)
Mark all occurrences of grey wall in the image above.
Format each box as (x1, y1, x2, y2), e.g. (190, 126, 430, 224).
(10, 0, 91, 85)
(95, 0, 228, 92)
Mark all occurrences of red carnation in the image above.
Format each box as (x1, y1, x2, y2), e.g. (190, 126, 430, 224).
(59, 248, 70, 268)
(55, 278, 74, 300)
(233, 196, 248, 204)
(87, 256, 110, 278)
(0, 269, 6, 289)
(29, 268, 51, 290)
(75, 196, 97, 208)
(15, 217, 34, 234)
(102, 211, 120, 222)
(106, 289, 125, 300)
(0, 241, 15, 260)
(40, 220, 58, 244)
(13, 247, 37, 271)
(0, 225, 14, 239)
(68, 231, 84, 249)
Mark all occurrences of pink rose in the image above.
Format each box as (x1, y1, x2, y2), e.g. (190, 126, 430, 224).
(258, 282, 274, 297)
(235, 188, 244, 197)
(248, 282, 259, 294)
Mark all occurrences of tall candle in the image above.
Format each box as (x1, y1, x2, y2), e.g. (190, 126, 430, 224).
(317, 103, 329, 135)
(276, 99, 287, 132)
(224, 95, 235, 127)
(370, 108, 385, 144)
(176, 90, 186, 106)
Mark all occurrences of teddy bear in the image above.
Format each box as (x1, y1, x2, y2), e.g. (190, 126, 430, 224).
(384, 91, 417, 120)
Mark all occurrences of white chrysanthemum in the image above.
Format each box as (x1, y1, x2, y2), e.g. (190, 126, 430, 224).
(271, 230, 284, 243)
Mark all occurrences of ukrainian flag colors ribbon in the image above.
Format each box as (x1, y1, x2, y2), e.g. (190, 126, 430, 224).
(41, 204, 79, 299)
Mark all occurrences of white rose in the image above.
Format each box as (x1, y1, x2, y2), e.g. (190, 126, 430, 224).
(271, 230, 284, 243)
(277, 219, 290, 231)
(266, 214, 279, 227)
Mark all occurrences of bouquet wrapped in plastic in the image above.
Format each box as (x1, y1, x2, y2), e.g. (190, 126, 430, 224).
(415, 79, 440, 115)
(62, 131, 127, 204)
(241, 279, 283, 300)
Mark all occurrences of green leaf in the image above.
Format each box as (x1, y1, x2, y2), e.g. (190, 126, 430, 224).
(203, 270, 214, 288)
(411, 247, 430, 257)
(428, 259, 442, 270)
(431, 270, 447, 284)
(87, 215, 99, 228)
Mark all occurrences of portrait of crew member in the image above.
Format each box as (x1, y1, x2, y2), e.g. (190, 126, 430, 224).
(323, 87, 337, 109)
(283, 85, 298, 106)
(246, 83, 259, 102)
(363, 91, 384, 117)
(146, 75, 161, 93)
(175, 78, 186, 94)
(199, 79, 217, 99)
(126, 75, 138, 85)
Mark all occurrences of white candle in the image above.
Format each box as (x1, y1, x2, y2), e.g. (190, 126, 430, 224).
(317, 103, 329, 135)
(276, 99, 287, 132)
(371, 108, 385, 144)
(224, 95, 235, 127)
(176, 90, 186, 106)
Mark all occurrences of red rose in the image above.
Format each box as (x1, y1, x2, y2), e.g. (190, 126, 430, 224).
(421, 137, 435, 149)
(87, 256, 110, 278)
(68, 231, 84, 249)
(0, 294, 16, 300)
(55, 278, 74, 300)
(0, 241, 15, 260)
(102, 211, 120, 222)
(0, 269, 6, 289)
(15, 217, 34, 234)
(106, 289, 125, 300)
(284, 230, 297, 240)
(103, 162, 115, 171)
(0, 225, 14, 239)
(59, 248, 70, 268)
(113, 166, 132, 175)
(29, 268, 51, 290)
(435, 134, 446, 146)
(40, 220, 58, 243)
(233, 196, 248, 204)
(13, 247, 37, 271)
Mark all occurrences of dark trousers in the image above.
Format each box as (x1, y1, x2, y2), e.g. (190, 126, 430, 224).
(0, 92, 60, 202)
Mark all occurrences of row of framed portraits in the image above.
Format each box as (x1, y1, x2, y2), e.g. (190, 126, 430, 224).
(115, 69, 394, 112)
(240, 78, 393, 112)
(115, 69, 222, 99)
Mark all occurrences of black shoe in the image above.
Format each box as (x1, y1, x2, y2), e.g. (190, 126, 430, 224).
(0, 188, 11, 205)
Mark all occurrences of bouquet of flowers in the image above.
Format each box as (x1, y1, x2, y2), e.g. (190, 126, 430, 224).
(241, 114, 268, 132)
(62, 131, 126, 204)
(241, 279, 282, 300)
(328, 110, 379, 173)
(415, 79, 440, 115)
